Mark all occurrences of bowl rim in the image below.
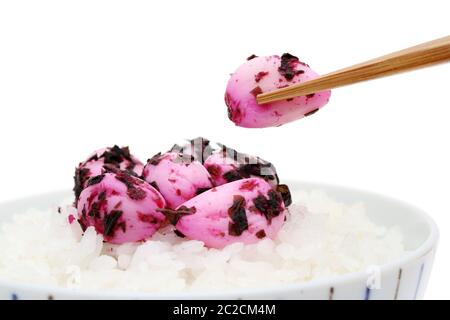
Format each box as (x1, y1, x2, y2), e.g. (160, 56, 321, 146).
(0, 180, 439, 299)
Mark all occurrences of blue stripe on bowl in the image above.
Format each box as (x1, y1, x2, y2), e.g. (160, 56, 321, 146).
(11, 293, 18, 300)
(329, 287, 334, 300)
(414, 263, 425, 300)
(364, 287, 371, 300)
(394, 268, 403, 300)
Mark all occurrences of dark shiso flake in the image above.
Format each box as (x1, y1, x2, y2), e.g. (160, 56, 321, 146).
(224, 92, 235, 119)
(115, 171, 139, 189)
(255, 71, 269, 83)
(195, 187, 211, 195)
(227, 104, 243, 124)
(222, 160, 279, 185)
(278, 53, 300, 81)
(255, 230, 266, 239)
(157, 206, 197, 225)
(304, 108, 319, 117)
(127, 187, 147, 201)
(216, 145, 278, 184)
(223, 170, 243, 183)
(276, 184, 292, 207)
(137, 212, 158, 224)
(74, 168, 90, 200)
(250, 86, 263, 97)
(174, 230, 186, 238)
(98, 191, 107, 202)
(206, 164, 221, 179)
(113, 171, 147, 201)
(149, 181, 160, 191)
(88, 202, 100, 218)
(253, 190, 283, 223)
(86, 174, 105, 187)
(102, 145, 132, 165)
(78, 219, 87, 231)
(228, 195, 249, 236)
(239, 163, 266, 178)
(268, 190, 283, 211)
(104, 210, 123, 236)
(147, 152, 163, 166)
(247, 54, 258, 61)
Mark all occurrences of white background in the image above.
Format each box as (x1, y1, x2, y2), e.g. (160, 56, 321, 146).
(0, 0, 449, 299)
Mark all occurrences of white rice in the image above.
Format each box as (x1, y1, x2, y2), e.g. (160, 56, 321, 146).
(0, 190, 405, 292)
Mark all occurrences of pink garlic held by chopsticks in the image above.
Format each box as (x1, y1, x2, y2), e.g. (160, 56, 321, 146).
(225, 54, 331, 128)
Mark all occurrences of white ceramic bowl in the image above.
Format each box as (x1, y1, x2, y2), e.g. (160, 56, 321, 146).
(0, 181, 438, 300)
